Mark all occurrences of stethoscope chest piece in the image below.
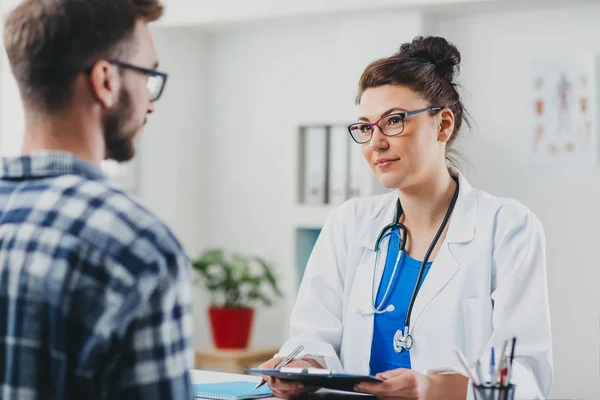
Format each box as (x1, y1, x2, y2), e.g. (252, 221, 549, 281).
(393, 327, 413, 353)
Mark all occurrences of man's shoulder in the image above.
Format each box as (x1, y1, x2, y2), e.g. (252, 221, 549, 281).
(49, 175, 186, 258)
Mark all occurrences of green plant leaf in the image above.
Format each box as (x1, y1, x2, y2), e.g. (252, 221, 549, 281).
(255, 257, 283, 297)
(247, 290, 272, 306)
(191, 248, 282, 308)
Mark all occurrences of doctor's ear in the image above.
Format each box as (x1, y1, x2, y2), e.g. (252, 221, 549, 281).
(436, 108, 455, 144)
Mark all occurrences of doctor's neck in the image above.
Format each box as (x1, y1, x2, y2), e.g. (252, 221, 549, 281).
(396, 166, 456, 230)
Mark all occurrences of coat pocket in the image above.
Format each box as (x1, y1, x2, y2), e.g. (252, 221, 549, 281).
(462, 297, 493, 364)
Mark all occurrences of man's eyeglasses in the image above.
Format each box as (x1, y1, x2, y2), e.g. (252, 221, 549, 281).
(84, 60, 168, 102)
(348, 107, 442, 144)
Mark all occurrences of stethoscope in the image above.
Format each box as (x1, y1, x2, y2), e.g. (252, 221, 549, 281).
(364, 176, 459, 354)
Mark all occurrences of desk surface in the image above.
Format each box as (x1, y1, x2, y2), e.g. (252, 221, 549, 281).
(194, 348, 277, 373)
(195, 348, 278, 358)
(191, 370, 376, 400)
(191, 369, 261, 385)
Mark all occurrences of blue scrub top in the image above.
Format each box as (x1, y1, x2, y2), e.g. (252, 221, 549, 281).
(369, 227, 432, 375)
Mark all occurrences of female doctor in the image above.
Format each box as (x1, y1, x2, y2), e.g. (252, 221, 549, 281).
(260, 36, 553, 400)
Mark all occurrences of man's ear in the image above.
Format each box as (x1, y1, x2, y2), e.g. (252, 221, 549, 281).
(88, 61, 121, 108)
(437, 108, 455, 143)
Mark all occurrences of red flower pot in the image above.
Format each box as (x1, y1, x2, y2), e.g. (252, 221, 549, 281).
(208, 307, 254, 349)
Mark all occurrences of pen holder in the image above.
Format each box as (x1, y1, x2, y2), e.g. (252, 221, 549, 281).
(472, 383, 515, 400)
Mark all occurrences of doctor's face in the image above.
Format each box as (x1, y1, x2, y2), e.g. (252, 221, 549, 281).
(357, 84, 445, 191)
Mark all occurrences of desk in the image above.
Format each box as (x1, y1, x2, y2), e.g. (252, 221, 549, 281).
(195, 348, 279, 374)
(191, 369, 261, 385)
(191, 370, 376, 400)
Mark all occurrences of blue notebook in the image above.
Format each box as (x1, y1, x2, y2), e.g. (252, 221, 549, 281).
(194, 381, 272, 400)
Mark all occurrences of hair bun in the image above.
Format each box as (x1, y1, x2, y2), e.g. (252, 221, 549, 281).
(398, 36, 461, 82)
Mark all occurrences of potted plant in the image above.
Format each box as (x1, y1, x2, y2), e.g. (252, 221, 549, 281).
(192, 248, 283, 349)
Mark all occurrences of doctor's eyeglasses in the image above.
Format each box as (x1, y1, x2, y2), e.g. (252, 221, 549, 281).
(348, 106, 442, 144)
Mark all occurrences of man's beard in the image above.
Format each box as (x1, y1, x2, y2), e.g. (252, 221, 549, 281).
(103, 88, 140, 163)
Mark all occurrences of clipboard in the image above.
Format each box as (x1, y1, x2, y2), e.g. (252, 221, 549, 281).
(244, 367, 383, 393)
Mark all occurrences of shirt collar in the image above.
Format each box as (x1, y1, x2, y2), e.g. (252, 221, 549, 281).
(0, 151, 106, 181)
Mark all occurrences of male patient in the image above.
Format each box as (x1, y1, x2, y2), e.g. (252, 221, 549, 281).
(0, 0, 194, 398)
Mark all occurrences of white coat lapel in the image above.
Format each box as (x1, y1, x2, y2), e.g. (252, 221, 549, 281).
(410, 172, 478, 328)
(409, 242, 460, 329)
(359, 192, 398, 252)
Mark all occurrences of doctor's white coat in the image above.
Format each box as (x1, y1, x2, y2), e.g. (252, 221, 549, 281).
(277, 173, 553, 399)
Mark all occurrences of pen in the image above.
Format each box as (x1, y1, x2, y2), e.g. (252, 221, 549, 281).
(493, 340, 508, 385)
(499, 356, 508, 386)
(507, 337, 517, 383)
(254, 345, 304, 389)
(490, 347, 495, 383)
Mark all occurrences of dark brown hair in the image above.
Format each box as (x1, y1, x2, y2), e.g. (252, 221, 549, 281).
(357, 36, 470, 167)
(4, 0, 164, 112)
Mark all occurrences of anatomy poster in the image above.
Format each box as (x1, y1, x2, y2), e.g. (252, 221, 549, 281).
(530, 55, 597, 165)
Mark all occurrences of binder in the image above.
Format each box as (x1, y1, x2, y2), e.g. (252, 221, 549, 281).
(193, 381, 272, 400)
(245, 367, 382, 393)
(348, 135, 364, 199)
(303, 126, 327, 204)
(327, 126, 349, 205)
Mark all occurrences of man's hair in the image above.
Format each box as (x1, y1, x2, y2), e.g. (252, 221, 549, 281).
(3, 0, 164, 112)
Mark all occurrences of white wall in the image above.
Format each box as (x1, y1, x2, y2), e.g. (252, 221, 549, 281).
(205, 11, 426, 347)
(157, 0, 557, 27)
(141, 27, 210, 348)
(141, 27, 208, 257)
(433, 4, 600, 397)
(0, 55, 23, 155)
(0, 0, 24, 155)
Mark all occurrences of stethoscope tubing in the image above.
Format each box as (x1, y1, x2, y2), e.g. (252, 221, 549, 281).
(371, 176, 460, 331)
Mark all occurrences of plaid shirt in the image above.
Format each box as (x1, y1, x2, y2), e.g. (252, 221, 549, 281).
(0, 152, 194, 400)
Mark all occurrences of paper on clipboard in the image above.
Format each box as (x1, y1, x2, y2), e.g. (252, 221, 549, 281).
(244, 368, 382, 393)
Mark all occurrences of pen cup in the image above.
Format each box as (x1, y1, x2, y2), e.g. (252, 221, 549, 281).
(472, 383, 515, 400)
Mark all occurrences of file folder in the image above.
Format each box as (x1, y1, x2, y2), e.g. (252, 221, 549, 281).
(348, 135, 364, 199)
(303, 126, 327, 204)
(327, 126, 349, 205)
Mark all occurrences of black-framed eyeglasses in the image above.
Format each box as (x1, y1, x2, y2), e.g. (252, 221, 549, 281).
(84, 60, 168, 102)
(348, 107, 442, 144)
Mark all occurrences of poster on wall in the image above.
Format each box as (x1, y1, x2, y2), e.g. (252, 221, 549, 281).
(530, 54, 598, 165)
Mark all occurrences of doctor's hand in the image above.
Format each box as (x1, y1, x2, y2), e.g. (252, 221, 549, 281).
(354, 369, 467, 400)
(355, 369, 430, 400)
(258, 357, 320, 399)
